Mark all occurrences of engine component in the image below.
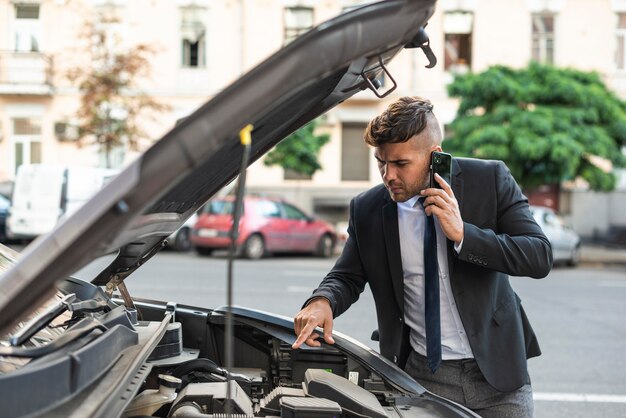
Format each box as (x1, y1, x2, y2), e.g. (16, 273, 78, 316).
(280, 396, 342, 418)
(258, 386, 305, 415)
(271, 340, 348, 387)
(304, 369, 388, 418)
(123, 374, 181, 417)
(290, 348, 347, 383)
(169, 403, 253, 417)
(149, 322, 183, 361)
(170, 381, 254, 416)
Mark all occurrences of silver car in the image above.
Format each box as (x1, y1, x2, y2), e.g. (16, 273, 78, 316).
(530, 205, 581, 266)
(166, 212, 197, 251)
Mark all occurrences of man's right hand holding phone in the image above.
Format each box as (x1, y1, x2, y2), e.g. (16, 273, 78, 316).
(422, 173, 464, 247)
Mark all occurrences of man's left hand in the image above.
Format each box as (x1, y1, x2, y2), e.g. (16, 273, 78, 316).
(421, 173, 464, 245)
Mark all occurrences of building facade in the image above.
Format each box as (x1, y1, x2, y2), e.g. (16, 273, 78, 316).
(1, 0, 625, 237)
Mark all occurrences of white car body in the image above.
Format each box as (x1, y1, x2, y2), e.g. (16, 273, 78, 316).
(7, 164, 118, 240)
(530, 205, 581, 266)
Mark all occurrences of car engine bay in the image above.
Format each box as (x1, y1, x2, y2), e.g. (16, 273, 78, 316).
(0, 275, 472, 418)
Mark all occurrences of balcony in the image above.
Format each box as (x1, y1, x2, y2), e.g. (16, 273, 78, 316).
(0, 51, 53, 95)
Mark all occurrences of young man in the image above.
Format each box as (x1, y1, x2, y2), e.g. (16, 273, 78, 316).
(293, 96, 552, 417)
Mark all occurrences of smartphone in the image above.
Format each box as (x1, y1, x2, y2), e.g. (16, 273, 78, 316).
(429, 151, 452, 189)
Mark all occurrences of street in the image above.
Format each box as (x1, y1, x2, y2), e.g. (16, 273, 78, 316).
(73, 250, 626, 418)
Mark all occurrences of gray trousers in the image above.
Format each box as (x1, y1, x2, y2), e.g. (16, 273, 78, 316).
(405, 351, 534, 418)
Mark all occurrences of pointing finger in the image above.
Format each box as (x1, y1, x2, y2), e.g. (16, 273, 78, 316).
(322, 317, 335, 344)
(292, 320, 318, 349)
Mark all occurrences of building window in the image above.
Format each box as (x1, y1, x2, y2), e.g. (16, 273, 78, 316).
(181, 7, 206, 68)
(444, 11, 473, 73)
(616, 13, 626, 70)
(94, 4, 126, 57)
(12, 117, 42, 174)
(284, 7, 313, 45)
(341, 123, 369, 181)
(532, 14, 555, 64)
(14, 3, 41, 52)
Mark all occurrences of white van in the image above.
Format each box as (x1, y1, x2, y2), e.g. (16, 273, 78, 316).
(7, 164, 118, 240)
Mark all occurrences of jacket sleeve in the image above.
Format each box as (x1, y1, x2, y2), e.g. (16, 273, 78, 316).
(457, 161, 553, 278)
(305, 198, 368, 318)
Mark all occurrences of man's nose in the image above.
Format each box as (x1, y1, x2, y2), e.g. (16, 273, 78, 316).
(382, 164, 395, 181)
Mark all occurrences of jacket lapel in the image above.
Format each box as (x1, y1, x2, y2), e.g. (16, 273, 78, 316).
(448, 158, 463, 278)
(382, 198, 405, 313)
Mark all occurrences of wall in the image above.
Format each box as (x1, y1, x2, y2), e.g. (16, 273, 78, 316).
(565, 189, 626, 239)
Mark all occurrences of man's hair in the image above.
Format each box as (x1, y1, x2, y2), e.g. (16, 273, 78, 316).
(364, 96, 440, 147)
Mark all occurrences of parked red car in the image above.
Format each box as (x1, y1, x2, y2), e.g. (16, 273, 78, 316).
(191, 196, 336, 259)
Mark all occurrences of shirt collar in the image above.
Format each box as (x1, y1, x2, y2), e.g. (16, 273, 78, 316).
(398, 195, 421, 209)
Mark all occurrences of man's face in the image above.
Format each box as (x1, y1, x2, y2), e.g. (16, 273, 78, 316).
(374, 131, 441, 202)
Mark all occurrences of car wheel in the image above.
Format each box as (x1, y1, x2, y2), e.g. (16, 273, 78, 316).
(195, 246, 214, 256)
(172, 227, 192, 252)
(316, 234, 334, 258)
(243, 234, 265, 259)
(566, 244, 581, 267)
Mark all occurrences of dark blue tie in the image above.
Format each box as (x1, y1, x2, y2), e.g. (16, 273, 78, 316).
(420, 198, 441, 373)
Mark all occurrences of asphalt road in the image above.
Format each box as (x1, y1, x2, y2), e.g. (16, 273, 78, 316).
(72, 250, 626, 418)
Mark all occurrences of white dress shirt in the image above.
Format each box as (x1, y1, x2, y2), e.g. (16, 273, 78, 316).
(398, 196, 474, 360)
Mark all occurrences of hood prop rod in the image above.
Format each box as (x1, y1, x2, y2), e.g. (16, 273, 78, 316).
(103, 240, 166, 311)
(224, 124, 253, 416)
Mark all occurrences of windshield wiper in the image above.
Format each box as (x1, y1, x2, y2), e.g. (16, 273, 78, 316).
(7, 293, 111, 347)
(8, 293, 77, 346)
(1, 318, 106, 358)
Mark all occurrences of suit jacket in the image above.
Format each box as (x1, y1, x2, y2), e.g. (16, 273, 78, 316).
(309, 158, 553, 393)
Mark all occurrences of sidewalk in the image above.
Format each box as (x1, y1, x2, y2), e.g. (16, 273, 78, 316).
(580, 243, 626, 267)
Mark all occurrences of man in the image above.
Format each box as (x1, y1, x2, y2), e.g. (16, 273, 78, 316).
(293, 96, 552, 417)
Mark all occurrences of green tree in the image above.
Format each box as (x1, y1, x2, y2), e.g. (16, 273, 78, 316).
(445, 63, 626, 191)
(66, 13, 168, 168)
(264, 118, 330, 177)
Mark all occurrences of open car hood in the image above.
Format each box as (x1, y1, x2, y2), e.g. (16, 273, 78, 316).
(0, 0, 437, 335)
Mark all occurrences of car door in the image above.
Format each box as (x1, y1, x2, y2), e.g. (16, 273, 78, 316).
(253, 199, 290, 251)
(281, 202, 318, 252)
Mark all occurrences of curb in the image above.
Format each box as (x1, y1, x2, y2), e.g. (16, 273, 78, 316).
(578, 245, 626, 268)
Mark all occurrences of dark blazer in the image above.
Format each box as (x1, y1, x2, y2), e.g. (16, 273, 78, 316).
(309, 158, 553, 393)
